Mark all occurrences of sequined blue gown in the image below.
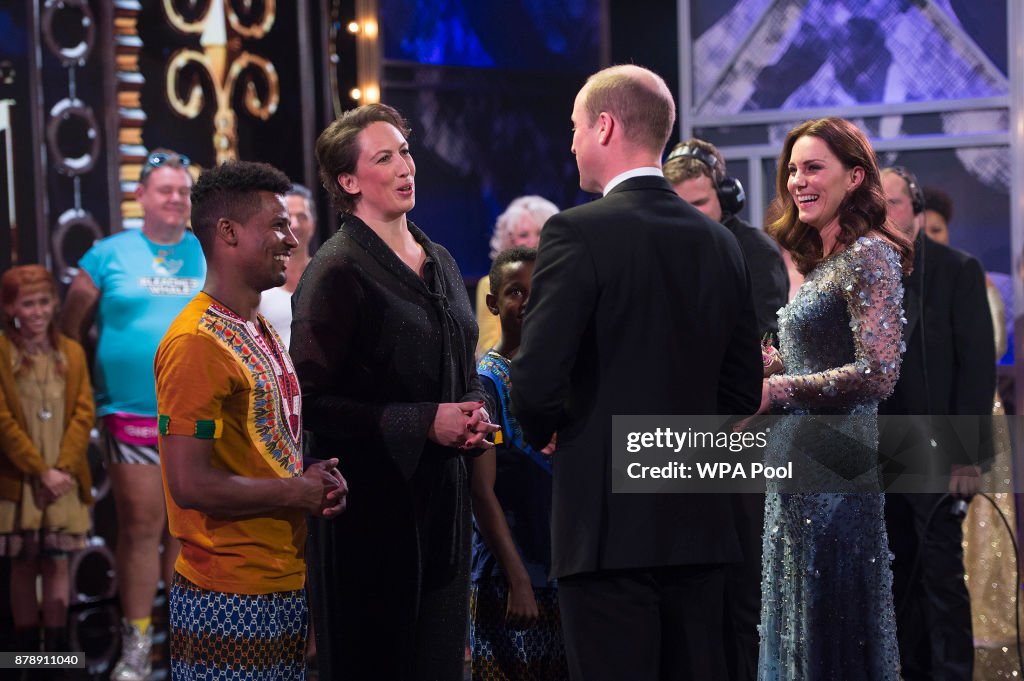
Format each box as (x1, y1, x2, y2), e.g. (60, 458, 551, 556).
(758, 237, 904, 680)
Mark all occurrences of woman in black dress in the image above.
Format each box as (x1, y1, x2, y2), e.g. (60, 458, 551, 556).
(291, 103, 496, 681)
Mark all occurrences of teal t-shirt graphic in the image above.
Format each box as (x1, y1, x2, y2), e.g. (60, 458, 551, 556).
(78, 229, 206, 417)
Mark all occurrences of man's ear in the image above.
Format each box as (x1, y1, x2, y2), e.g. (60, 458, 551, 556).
(597, 112, 614, 146)
(485, 292, 499, 316)
(338, 173, 360, 197)
(215, 217, 238, 246)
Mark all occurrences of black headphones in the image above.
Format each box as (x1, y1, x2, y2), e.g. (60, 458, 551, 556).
(666, 144, 746, 216)
(888, 165, 925, 215)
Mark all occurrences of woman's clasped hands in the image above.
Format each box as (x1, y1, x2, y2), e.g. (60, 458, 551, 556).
(429, 401, 500, 451)
(35, 468, 74, 506)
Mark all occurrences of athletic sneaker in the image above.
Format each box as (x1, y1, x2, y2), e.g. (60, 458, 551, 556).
(110, 621, 152, 681)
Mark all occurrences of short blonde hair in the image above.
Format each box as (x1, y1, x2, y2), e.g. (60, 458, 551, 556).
(580, 65, 676, 155)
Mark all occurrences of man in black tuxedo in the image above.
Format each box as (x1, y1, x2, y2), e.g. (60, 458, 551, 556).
(879, 166, 995, 681)
(664, 138, 788, 681)
(511, 65, 762, 681)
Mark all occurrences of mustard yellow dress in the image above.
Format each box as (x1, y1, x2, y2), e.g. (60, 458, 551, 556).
(0, 349, 90, 556)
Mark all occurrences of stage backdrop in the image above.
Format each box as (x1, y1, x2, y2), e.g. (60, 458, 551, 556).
(379, 0, 605, 279)
(682, 0, 1013, 361)
(0, 0, 354, 280)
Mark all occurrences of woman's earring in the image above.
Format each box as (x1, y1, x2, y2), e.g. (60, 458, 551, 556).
(12, 317, 20, 330)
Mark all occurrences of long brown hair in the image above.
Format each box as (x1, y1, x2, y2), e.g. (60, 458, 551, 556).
(766, 117, 912, 275)
(1, 265, 65, 376)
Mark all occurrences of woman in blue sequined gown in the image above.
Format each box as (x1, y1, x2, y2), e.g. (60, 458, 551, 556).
(756, 118, 914, 680)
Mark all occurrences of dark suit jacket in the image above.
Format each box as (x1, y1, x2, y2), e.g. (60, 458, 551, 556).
(511, 175, 762, 579)
(878, 232, 995, 468)
(722, 213, 789, 335)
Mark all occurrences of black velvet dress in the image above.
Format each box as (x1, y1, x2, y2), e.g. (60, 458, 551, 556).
(290, 214, 483, 681)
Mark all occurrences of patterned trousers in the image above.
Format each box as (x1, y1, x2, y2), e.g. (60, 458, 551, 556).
(169, 572, 307, 680)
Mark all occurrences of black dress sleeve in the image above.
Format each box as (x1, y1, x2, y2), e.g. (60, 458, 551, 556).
(291, 246, 437, 480)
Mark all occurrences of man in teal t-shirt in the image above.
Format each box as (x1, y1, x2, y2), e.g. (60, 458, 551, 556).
(62, 149, 205, 681)
(76, 228, 204, 417)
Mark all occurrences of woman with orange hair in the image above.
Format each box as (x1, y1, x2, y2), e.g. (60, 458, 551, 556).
(0, 265, 95, 653)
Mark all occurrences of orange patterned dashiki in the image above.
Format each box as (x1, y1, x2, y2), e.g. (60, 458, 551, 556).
(155, 292, 305, 595)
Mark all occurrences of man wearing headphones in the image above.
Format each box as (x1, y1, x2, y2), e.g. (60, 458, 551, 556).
(664, 139, 788, 334)
(880, 166, 994, 681)
(664, 139, 788, 681)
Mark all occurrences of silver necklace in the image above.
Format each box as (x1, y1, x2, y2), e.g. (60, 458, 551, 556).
(28, 349, 54, 421)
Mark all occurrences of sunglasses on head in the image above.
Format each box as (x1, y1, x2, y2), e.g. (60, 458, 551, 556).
(139, 151, 191, 181)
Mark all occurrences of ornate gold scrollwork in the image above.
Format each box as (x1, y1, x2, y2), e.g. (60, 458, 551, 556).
(163, 0, 279, 162)
(163, 0, 276, 38)
(227, 0, 276, 39)
(161, 0, 211, 35)
(166, 49, 211, 119)
(228, 54, 279, 120)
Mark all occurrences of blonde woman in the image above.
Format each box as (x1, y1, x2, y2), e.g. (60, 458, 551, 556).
(475, 196, 558, 357)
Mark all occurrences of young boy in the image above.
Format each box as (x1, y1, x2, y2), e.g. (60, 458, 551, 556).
(469, 246, 568, 680)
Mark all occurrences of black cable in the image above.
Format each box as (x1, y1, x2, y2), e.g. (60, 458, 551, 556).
(893, 492, 1022, 674)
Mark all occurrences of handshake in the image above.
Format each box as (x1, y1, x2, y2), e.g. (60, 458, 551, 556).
(762, 332, 784, 378)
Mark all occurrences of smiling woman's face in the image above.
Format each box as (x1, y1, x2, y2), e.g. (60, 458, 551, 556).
(786, 135, 861, 230)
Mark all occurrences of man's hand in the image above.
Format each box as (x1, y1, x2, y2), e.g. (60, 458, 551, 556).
(949, 463, 981, 499)
(299, 458, 348, 517)
(322, 464, 349, 517)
